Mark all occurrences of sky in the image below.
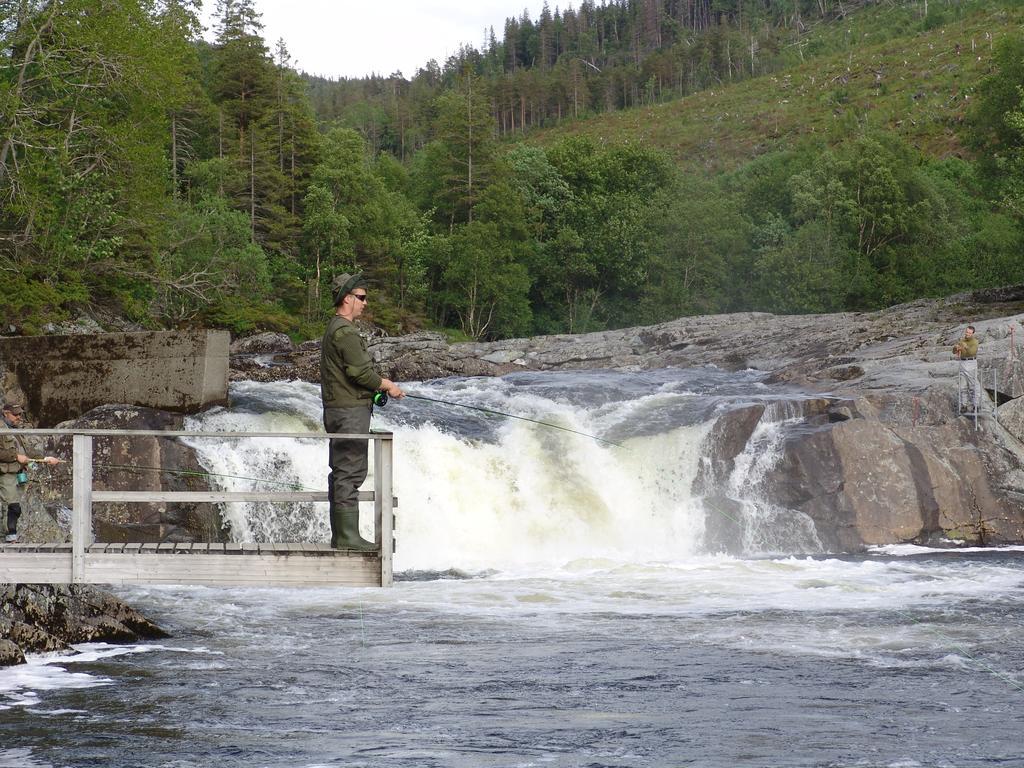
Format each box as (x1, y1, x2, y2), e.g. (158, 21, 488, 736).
(201, 0, 552, 80)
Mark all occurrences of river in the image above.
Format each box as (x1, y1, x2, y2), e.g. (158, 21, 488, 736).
(1, 370, 1022, 767)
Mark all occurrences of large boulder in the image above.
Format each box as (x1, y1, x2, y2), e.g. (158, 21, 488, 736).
(998, 396, 1024, 445)
(29, 405, 225, 544)
(698, 391, 1024, 552)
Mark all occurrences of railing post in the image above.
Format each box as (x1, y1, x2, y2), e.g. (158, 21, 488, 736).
(373, 434, 394, 587)
(72, 434, 93, 583)
(994, 367, 999, 424)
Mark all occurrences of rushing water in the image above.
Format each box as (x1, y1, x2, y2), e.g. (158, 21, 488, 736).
(2, 370, 1023, 768)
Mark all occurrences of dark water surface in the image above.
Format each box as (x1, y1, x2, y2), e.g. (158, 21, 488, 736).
(2, 552, 1022, 768)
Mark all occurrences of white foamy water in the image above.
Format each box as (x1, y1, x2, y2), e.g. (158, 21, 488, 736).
(727, 400, 823, 553)
(183, 377, 712, 571)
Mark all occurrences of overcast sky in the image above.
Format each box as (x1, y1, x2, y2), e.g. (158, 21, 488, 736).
(201, 0, 552, 80)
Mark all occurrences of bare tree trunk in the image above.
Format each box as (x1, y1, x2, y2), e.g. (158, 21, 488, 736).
(250, 125, 256, 242)
(171, 114, 178, 197)
(290, 139, 296, 216)
(467, 75, 474, 223)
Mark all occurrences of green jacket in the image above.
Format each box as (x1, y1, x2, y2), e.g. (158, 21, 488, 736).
(0, 419, 24, 474)
(955, 335, 979, 359)
(320, 315, 383, 409)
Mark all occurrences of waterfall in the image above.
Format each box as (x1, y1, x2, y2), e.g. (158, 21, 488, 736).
(183, 375, 715, 572)
(182, 370, 826, 570)
(723, 400, 824, 554)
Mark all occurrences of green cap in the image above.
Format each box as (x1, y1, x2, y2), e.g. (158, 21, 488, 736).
(331, 272, 367, 306)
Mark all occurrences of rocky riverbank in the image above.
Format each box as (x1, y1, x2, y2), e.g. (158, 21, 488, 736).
(0, 584, 167, 667)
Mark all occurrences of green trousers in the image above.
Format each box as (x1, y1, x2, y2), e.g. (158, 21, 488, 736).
(323, 405, 372, 511)
(1, 472, 24, 536)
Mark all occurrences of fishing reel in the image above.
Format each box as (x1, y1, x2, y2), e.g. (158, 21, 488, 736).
(372, 391, 388, 408)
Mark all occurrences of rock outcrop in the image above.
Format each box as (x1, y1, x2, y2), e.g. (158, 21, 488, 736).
(0, 584, 167, 667)
(697, 395, 1024, 553)
(231, 286, 1024, 390)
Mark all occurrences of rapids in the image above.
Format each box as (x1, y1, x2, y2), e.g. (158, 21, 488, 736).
(2, 370, 1021, 767)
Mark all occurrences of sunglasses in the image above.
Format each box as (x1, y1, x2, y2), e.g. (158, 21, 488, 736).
(351, 293, 368, 302)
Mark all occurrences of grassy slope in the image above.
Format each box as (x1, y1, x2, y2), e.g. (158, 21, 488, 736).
(528, 3, 1024, 171)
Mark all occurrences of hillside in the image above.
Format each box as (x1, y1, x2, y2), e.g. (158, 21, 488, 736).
(527, 3, 1024, 169)
(5, 0, 1024, 341)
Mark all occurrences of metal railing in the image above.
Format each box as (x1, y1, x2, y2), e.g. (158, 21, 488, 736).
(7, 429, 395, 586)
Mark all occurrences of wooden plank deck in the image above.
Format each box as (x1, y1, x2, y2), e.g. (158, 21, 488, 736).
(0, 543, 383, 587)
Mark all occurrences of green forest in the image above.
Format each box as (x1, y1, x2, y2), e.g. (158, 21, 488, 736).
(3, 0, 1024, 340)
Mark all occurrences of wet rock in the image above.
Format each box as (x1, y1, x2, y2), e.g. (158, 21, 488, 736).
(0, 639, 25, 666)
(998, 397, 1024, 445)
(230, 332, 295, 356)
(693, 403, 765, 496)
(0, 584, 168, 667)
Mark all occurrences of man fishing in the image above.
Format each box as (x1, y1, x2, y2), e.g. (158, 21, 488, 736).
(1, 403, 60, 543)
(320, 273, 405, 550)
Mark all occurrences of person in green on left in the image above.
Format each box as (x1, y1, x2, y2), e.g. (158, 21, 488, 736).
(1, 402, 61, 543)
(320, 273, 405, 550)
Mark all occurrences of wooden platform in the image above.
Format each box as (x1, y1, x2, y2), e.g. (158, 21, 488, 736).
(2, 428, 396, 588)
(0, 542, 384, 587)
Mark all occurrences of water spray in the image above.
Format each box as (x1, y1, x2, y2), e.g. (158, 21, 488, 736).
(373, 390, 622, 448)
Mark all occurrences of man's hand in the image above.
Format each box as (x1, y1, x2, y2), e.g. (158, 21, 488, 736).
(380, 379, 406, 399)
(43, 456, 61, 466)
(16, 453, 28, 465)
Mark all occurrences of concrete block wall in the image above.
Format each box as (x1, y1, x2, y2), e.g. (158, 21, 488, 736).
(0, 330, 229, 426)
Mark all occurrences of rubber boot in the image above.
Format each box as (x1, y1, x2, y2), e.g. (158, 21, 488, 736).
(5, 503, 21, 544)
(329, 505, 343, 548)
(331, 506, 377, 551)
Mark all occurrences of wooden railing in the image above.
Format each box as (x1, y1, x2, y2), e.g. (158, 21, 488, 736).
(3, 429, 395, 587)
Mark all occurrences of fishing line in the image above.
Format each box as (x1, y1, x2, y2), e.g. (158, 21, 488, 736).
(890, 605, 1024, 694)
(91, 462, 315, 492)
(376, 391, 623, 448)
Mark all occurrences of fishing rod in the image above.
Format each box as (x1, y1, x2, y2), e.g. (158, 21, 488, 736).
(372, 391, 623, 448)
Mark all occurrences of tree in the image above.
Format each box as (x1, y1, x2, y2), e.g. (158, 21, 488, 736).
(544, 136, 673, 330)
(443, 220, 531, 339)
(965, 35, 1024, 200)
(155, 194, 272, 326)
(639, 177, 749, 321)
(425, 69, 498, 228)
(0, 0, 199, 328)
(301, 184, 351, 318)
(209, 0, 276, 239)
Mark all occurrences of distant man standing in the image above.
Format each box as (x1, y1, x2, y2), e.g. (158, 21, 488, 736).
(953, 325, 980, 413)
(320, 273, 405, 550)
(1, 403, 59, 543)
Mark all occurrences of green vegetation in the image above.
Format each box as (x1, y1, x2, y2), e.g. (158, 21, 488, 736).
(3, 0, 1024, 340)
